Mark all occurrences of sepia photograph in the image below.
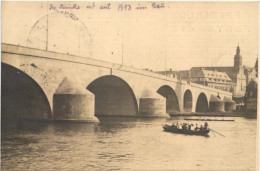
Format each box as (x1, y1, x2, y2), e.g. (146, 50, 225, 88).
(1, 1, 259, 170)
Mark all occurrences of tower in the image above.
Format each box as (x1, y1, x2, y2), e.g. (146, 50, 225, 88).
(233, 45, 246, 97)
(234, 45, 242, 69)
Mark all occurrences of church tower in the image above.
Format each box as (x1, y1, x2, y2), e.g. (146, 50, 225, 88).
(233, 45, 246, 97)
(234, 45, 242, 69)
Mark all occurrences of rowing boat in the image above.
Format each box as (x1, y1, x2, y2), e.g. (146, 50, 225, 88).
(184, 119, 234, 122)
(162, 124, 210, 136)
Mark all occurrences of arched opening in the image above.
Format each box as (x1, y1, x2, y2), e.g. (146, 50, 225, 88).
(157, 85, 180, 113)
(1, 63, 52, 119)
(183, 89, 192, 112)
(87, 75, 138, 116)
(195, 93, 208, 113)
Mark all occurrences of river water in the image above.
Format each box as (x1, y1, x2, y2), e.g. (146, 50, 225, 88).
(1, 116, 257, 170)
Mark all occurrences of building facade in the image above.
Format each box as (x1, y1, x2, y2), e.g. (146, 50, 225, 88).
(188, 68, 234, 92)
(194, 46, 247, 98)
(157, 46, 250, 98)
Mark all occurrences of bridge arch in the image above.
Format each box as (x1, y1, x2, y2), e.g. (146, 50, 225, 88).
(157, 85, 180, 113)
(183, 89, 192, 112)
(1, 63, 52, 119)
(87, 75, 138, 116)
(195, 93, 209, 113)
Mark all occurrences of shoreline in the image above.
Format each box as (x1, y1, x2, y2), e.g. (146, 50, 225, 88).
(1, 112, 257, 123)
(169, 111, 257, 118)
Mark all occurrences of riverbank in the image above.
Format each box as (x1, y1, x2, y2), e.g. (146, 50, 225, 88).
(169, 111, 257, 118)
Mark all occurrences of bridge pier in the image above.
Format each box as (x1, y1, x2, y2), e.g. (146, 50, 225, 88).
(138, 89, 167, 117)
(223, 97, 236, 112)
(209, 95, 225, 112)
(53, 77, 99, 122)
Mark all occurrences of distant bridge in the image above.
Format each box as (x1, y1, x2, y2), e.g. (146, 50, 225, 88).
(1, 43, 233, 121)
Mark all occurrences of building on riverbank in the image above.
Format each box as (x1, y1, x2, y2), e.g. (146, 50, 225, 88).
(157, 46, 256, 101)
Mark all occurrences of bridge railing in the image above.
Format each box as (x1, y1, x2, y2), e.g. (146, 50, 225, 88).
(2, 43, 187, 85)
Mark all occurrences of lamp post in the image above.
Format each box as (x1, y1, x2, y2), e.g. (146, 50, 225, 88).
(165, 56, 166, 76)
(46, 2, 49, 51)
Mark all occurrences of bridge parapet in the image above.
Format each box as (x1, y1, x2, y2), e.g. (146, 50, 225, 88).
(2, 43, 233, 98)
(2, 43, 187, 85)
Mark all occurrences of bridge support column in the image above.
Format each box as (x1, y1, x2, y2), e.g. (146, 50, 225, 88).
(223, 97, 236, 112)
(209, 95, 225, 112)
(53, 77, 99, 122)
(138, 89, 167, 117)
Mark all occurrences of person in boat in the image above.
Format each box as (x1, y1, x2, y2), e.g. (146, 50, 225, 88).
(194, 124, 199, 131)
(171, 122, 176, 128)
(199, 125, 203, 131)
(204, 122, 209, 130)
(185, 123, 189, 130)
(182, 123, 185, 129)
(188, 124, 191, 131)
(182, 123, 187, 130)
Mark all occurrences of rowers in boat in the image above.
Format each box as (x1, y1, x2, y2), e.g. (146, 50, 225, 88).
(162, 122, 210, 136)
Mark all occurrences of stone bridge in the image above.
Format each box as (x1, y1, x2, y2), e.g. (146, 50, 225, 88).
(1, 43, 233, 121)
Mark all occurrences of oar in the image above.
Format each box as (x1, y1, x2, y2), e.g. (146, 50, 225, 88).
(211, 130, 216, 137)
(210, 129, 225, 137)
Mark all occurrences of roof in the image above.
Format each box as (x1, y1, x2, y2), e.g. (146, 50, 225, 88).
(177, 70, 190, 78)
(203, 70, 232, 82)
(192, 66, 238, 81)
(190, 67, 233, 83)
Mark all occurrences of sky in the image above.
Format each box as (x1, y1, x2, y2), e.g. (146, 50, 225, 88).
(2, 1, 259, 71)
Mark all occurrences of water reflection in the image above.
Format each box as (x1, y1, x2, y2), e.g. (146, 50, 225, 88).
(1, 116, 257, 170)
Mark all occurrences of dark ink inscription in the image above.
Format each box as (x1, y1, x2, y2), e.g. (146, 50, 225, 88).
(118, 4, 131, 11)
(136, 4, 147, 10)
(60, 4, 80, 10)
(57, 10, 79, 20)
(49, 4, 56, 11)
(152, 3, 165, 9)
(86, 3, 95, 9)
(100, 3, 111, 9)
(49, 2, 166, 12)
